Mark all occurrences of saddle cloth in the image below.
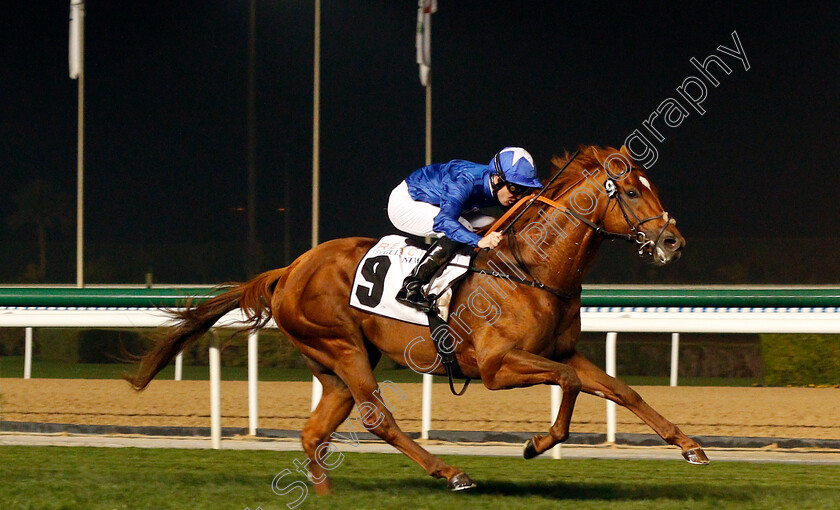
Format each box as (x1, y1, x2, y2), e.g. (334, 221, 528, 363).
(349, 234, 470, 326)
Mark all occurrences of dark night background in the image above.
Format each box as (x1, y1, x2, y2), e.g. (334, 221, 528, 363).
(2, 1, 839, 284)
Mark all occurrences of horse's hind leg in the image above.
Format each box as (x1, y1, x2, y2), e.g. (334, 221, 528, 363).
(333, 348, 476, 491)
(566, 351, 710, 464)
(299, 356, 356, 495)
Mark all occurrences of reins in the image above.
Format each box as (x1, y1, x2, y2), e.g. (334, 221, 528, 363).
(475, 155, 675, 294)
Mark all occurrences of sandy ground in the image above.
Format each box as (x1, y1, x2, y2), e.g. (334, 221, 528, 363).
(1, 378, 839, 440)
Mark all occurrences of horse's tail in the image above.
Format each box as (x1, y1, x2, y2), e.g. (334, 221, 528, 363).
(124, 267, 288, 391)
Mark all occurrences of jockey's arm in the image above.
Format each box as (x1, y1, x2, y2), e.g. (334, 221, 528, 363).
(433, 175, 483, 247)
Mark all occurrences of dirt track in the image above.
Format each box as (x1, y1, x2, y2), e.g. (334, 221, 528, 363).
(2, 379, 839, 440)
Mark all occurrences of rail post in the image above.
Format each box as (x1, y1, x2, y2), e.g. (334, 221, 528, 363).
(174, 352, 183, 381)
(209, 329, 222, 449)
(605, 332, 617, 443)
(248, 330, 259, 435)
(24, 327, 33, 379)
(421, 373, 433, 439)
(670, 333, 680, 387)
(550, 385, 562, 459)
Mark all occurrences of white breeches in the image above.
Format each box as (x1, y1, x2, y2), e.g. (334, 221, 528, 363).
(387, 180, 495, 238)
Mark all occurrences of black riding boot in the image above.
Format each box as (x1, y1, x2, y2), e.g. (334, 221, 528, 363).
(396, 237, 464, 312)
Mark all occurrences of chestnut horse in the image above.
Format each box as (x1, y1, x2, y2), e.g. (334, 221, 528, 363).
(126, 145, 708, 493)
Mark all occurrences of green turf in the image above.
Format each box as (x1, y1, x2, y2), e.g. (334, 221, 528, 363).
(0, 356, 759, 386)
(0, 446, 838, 509)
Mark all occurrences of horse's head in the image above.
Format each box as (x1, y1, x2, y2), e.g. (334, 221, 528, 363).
(593, 146, 684, 265)
(546, 145, 684, 266)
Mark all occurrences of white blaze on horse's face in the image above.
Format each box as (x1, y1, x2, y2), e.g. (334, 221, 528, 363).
(613, 170, 684, 267)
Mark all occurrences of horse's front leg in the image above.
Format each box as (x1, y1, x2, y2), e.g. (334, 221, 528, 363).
(478, 348, 582, 458)
(565, 351, 710, 464)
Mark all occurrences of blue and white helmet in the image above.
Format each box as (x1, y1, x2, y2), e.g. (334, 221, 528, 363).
(490, 147, 543, 189)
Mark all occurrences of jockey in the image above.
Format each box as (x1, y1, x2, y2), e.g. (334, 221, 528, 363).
(388, 147, 543, 312)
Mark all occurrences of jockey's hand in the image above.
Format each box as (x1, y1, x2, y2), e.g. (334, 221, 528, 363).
(477, 231, 503, 250)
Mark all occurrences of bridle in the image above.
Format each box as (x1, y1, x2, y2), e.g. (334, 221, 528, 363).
(474, 162, 677, 297)
(559, 176, 676, 258)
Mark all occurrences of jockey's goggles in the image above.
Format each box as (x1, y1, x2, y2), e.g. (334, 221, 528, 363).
(504, 182, 536, 196)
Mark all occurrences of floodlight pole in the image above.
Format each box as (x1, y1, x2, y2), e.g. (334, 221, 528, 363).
(425, 74, 431, 166)
(75, 3, 85, 288)
(421, 73, 434, 439)
(311, 0, 323, 410)
(246, 0, 258, 277)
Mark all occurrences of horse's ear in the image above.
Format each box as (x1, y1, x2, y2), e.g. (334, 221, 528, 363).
(619, 144, 631, 159)
(588, 145, 604, 166)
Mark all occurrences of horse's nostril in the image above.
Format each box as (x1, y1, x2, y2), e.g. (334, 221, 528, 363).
(664, 237, 681, 250)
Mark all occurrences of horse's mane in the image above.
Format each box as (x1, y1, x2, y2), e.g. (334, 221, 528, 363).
(542, 145, 618, 197)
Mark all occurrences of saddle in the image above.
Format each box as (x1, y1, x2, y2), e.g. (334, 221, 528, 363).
(349, 234, 473, 395)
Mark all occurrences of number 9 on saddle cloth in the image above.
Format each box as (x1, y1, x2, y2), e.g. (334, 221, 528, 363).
(349, 234, 471, 326)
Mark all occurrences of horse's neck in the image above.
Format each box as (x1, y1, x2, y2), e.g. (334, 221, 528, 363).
(494, 191, 609, 293)
(512, 218, 602, 292)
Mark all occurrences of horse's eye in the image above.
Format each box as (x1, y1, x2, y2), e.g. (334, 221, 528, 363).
(627, 189, 639, 198)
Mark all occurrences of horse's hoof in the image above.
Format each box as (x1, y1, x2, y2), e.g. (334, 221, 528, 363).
(447, 472, 477, 492)
(523, 438, 541, 460)
(683, 447, 710, 465)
